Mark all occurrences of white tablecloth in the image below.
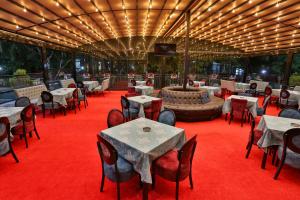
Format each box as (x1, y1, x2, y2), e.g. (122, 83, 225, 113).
(0, 107, 24, 156)
(272, 89, 300, 107)
(222, 95, 258, 117)
(134, 86, 154, 95)
(257, 115, 300, 148)
(136, 81, 146, 86)
(128, 95, 161, 117)
(37, 88, 75, 107)
(83, 81, 99, 91)
(200, 86, 220, 96)
(101, 118, 186, 183)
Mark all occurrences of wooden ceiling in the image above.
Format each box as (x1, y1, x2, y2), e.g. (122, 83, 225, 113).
(0, 0, 300, 58)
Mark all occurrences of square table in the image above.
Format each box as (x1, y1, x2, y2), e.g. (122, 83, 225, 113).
(100, 118, 185, 184)
(0, 107, 24, 156)
(272, 89, 300, 108)
(257, 115, 300, 148)
(222, 95, 259, 117)
(127, 95, 161, 117)
(200, 86, 220, 96)
(37, 88, 75, 107)
(134, 86, 154, 96)
(83, 81, 99, 91)
(136, 81, 146, 86)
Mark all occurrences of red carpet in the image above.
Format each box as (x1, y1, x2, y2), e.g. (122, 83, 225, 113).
(1, 91, 300, 200)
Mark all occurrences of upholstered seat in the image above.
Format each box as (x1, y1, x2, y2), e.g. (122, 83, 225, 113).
(155, 150, 189, 181)
(256, 107, 264, 116)
(158, 110, 176, 126)
(277, 146, 300, 169)
(11, 122, 34, 135)
(103, 156, 135, 182)
(43, 102, 61, 109)
(123, 108, 139, 118)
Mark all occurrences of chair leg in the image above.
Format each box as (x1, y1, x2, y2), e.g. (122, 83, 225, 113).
(274, 159, 285, 180)
(42, 107, 45, 118)
(152, 167, 156, 189)
(8, 142, 19, 163)
(272, 148, 278, 165)
(261, 151, 268, 169)
(34, 127, 40, 140)
(189, 169, 194, 189)
(245, 142, 252, 158)
(24, 133, 28, 148)
(176, 180, 179, 200)
(116, 181, 121, 200)
(100, 171, 105, 192)
(29, 132, 32, 138)
(229, 114, 233, 124)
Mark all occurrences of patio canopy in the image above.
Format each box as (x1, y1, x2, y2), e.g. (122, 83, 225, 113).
(0, 0, 299, 58)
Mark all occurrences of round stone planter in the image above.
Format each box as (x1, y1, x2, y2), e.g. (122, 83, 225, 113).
(161, 86, 224, 122)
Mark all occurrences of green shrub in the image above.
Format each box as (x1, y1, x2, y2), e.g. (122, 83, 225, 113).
(289, 74, 300, 86)
(13, 69, 27, 76)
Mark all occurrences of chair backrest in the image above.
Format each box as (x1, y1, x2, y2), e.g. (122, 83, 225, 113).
(250, 82, 257, 90)
(68, 83, 76, 88)
(264, 86, 272, 96)
(97, 135, 117, 165)
(0, 117, 10, 143)
(151, 99, 163, 120)
(262, 95, 270, 114)
(15, 96, 31, 107)
(128, 87, 136, 94)
(41, 91, 53, 103)
(231, 98, 248, 112)
(107, 109, 125, 128)
(188, 79, 194, 86)
(21, 104, 35, 123)
(76, 81, 84, 88)
(178, 135, 197, 176)
(146, 79, 152, 86)
(278, 108, 300, 119)
(283, 128, 300, 154)
(72, 88, 79, 99)
(131, 79, 136, 86)
(158, 110, 176, 126)
(121, 96, 130, 110)
(280, 89, 290, 100)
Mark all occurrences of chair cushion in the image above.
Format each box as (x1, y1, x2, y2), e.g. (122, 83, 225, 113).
(253, 129, 263, 144)
(278, 146, 300, 169)
(256, 107, 264, 116)
(43, 102, 61, 109)
(154, 150, 189, 182)
(103, 156, 135, 182)
(11, 121, 34, 135)
(123, 108, 139, 118)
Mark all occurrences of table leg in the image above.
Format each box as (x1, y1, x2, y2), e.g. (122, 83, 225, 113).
(143, 182, 149, 200)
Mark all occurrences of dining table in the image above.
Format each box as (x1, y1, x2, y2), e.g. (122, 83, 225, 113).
(134, 86, 154, 96)
(257, 115, 300, 148)
(200, 86, 221, 96)
(272, 89, 300, 108)
(222, 95, 259, 117)
(100, 117, 186, 200)
(127, 95, 161, 117)
(37, 88, 76, 107)
(0, 106, 24, 156)
(83, 81, 99, 91)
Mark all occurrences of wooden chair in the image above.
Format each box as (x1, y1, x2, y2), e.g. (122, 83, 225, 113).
(274, 128, 300, 180)
(120, 96, 139, 121)
(158, 110, 176, 126)
(67, 88, 80, 114)
(97, 135, 136, 200)
(229, 98, 248, 127)
(152, 135, 197, 200)
(131, 79, 136, 86)
(0, 117, 19, 162)
(15, 96, 31, 107)
(11, 104, 40, 148)
(41, 91, 65, 118)
(107, 109, 125, 128)
(144, 99, 163, 121)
